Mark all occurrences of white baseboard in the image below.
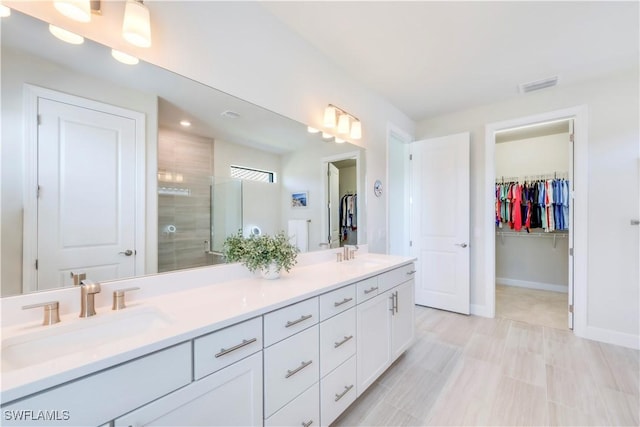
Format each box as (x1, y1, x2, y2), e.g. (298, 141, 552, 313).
(496, 277, 568, 294)
(578, 325, 640, 350)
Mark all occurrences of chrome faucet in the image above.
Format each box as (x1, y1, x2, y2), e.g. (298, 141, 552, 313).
(343, 245, 359, 260)
(79, 279, 101, 318)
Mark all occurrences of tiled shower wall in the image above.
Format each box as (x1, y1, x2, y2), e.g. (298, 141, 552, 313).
(158, 128, 214, 272)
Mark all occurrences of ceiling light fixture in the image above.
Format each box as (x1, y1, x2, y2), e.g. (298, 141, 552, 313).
(49, 24, 84, 44)
(122, 0, 151, 48)
(324, 104, 361, 140)
(54, 0, 91, 23)
(179, 120, 192, 127)
(0, 3, 11, 18)
(111, 49, 139, 65)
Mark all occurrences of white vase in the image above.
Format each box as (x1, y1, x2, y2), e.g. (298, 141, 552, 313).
(261, 262, 280, 280)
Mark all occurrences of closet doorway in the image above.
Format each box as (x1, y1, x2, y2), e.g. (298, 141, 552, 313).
(494, 119, 573, 330)
(322, 152, 360, 249)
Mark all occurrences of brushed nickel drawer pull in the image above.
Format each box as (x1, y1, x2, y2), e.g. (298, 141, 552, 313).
(285, 360, 313, 378)
(302, 420, 313, 427)
(334, 335, 354, 348)
(215, 337, 258, 358)
(334, 297, 353, 307)
(334, 384, 354, 402)
(285, 314, 313, 328)
(363, 286, 378, 294)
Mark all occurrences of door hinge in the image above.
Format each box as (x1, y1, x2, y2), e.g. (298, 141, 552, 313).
(37, 114, 42, 126)
(569, 133, 574, 142)
(569, 304, 574, 313)
(569, 248, 574, 256)
(36, 185, 41, 198)
(409, 240, 413, 247)
(35, 259, 38, 270)
(409, 154, 413, 160)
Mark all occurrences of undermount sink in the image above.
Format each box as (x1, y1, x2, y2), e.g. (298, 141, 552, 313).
(1, 306, 171, 372)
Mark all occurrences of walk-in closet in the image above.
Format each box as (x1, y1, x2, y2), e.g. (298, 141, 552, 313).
(494, 119, 573, 329)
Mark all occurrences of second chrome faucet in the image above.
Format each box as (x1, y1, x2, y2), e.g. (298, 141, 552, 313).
(79, 279, 101, 318)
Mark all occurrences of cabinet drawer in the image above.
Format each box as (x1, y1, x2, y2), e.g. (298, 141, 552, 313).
(264, 297, 319, 346)
(264, 325, 319, 418)
(319, 284, 355, 321)
(115, 351, 263, 427)
(320, 308, 356, 378)
(265, 383, 319, 427)
(320, 356, 357, 427)
(378, 263, 416, 293)
(355, 276, 379, 303)
(2, 343, 191, 427)
(194, 316, 263, 380)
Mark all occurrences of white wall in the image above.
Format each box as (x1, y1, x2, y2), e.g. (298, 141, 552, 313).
(416, 67, 639, 345)
(1, 47, 158, 297)
(6, 1, 416, 254)
(495, 133, 570, 179)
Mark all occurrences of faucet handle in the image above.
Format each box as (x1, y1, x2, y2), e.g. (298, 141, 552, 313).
(22, 301, 60, 326)
(80, 279, 101, 294)
(112, 287, 140, 310)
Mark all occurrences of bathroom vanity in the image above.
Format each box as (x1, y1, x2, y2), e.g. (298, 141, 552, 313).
(1, 251, 415, 426)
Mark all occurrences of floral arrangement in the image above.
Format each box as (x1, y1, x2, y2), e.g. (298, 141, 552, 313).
(222, 231, 299, 274)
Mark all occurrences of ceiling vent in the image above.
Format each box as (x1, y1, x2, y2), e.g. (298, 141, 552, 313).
(519, 76, 559, 94)
(221, 110, 241, 119)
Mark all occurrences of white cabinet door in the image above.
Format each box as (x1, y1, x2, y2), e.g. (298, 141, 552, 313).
(391, 280, 415, 359)
(115, 352, 263, 427)
(356, 292, 392, 395)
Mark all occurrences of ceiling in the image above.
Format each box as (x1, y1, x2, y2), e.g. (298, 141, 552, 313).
(262, 1, 639, 121)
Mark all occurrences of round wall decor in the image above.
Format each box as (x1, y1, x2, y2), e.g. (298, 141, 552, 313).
(374, 179, 383, 197)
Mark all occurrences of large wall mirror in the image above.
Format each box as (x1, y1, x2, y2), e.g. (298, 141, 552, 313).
(1, 9, 366, 297)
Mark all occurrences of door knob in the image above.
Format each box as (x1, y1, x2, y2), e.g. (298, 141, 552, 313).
(455, 243, 468, 248)
(119, 249, 134, 256)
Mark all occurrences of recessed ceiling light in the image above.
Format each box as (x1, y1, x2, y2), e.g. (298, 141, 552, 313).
(111, 49, 139, 65)
(49, 24, 84, 45)
(179, 120, 191, 127)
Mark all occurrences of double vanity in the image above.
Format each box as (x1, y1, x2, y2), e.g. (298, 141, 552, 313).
(1, 250, 415, 426)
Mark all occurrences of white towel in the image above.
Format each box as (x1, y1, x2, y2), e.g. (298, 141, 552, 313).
(288, 219, 309, 253)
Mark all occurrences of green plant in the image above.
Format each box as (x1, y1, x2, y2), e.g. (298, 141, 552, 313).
(223, 231, 299, 273)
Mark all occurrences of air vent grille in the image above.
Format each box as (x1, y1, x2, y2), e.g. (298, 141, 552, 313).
(519, 76, 559, 93)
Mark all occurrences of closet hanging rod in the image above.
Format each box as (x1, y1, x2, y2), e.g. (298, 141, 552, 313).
(495, 231, 568, 238)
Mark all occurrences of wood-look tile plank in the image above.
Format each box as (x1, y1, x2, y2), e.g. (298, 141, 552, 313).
(601, 387, 640, 426)
(545, 364, 609, 420)
(487, 376, 548, 426)
(547, 401, 610, 426)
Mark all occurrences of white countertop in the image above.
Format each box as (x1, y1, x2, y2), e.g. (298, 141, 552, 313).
(0, 253, 415, 403)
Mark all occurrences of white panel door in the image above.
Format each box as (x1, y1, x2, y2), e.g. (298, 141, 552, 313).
(410, 133, 470, 314)
(328, 163, 340, 248)
(37, 98, 137, 289)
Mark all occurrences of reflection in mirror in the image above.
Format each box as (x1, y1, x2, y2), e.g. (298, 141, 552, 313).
(1, 9, 365, 297)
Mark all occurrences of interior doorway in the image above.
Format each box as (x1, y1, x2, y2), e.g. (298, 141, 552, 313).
(494, 119, 572, 329)
(322, 152, 361, 249)
(485, 105, 588, 334)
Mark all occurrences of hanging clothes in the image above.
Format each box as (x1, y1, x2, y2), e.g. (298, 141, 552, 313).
(495, 177, 569, 233)
(339, 193, 357, 241)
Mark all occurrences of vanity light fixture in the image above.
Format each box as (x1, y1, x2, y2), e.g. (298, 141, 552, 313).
(49, 24, 84, 45)
(111, 49, 139, 65)
(0, 3, 11, 18)
(322, 132, 334, 140)
(324, 104, 361, 140)
(54, 0, 91, 23)
(307, 126, 320, 134)
(122, 0, 151, 48)
(335, 137, 346, 144)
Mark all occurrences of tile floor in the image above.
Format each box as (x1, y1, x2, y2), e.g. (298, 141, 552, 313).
(332, 305, 640, 426)
(496, 285, 568, 330)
